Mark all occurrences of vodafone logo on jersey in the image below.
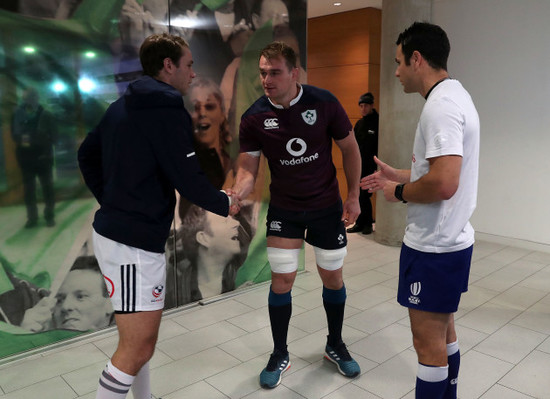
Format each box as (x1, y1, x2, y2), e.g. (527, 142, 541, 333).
(263, 118, 279, 129)
(286, 138, 307, 156)
(280, 138, 319, 166)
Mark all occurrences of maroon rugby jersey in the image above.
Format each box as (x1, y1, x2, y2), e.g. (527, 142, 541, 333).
(239, 84, 352, 211)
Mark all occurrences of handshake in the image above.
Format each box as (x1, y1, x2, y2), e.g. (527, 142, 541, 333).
(224, 188, 242, 216)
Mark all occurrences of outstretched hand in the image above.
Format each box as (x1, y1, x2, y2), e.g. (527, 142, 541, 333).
(225, 188, 242, 216)
(360, 156, 404, 202)
(360, 156, 396, 193)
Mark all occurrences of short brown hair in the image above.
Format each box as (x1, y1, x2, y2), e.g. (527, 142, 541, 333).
(139, 33, 189, 77)
(259, 41, 297, 71)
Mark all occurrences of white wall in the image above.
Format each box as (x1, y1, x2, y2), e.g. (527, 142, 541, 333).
(433, 0, 550, 248)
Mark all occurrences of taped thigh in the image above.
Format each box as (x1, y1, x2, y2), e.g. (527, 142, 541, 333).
(267, 247, 300, 274)
(313, 246, 347, 270)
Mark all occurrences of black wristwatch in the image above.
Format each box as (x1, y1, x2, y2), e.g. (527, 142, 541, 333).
(394, 183, 408, 203)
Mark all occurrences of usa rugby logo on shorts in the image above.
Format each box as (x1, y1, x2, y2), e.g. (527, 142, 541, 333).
(152, 284, 164, 298)
(409, 282, 421, 305)
(104, 275, 114, 298)
(301, 109, 317, 125)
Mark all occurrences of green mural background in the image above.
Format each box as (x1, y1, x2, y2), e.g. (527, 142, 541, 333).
(0, 0, 307, 359)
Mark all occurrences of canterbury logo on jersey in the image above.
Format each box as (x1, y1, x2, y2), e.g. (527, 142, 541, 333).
(263, 118, 279, 129)
(120, 264, 137, 312)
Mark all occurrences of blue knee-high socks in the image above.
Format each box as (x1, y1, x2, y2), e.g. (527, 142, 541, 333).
(443, 341, 460, 399)
(268, 287, 292, 354)
(416, 363, 448, 399)
(322, 285, 346, 347)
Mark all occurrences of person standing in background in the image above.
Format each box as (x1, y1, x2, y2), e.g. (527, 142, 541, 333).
(11, 87, 57, 228)
(347, 92, 378, 235)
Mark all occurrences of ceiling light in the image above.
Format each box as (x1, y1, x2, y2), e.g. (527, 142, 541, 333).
(334, 2, 342, 6)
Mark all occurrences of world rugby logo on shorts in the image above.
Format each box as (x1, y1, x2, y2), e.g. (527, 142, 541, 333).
(410, 282, 421, 296)
(152, 284, 164, 298)
(409, 282, 421, 305)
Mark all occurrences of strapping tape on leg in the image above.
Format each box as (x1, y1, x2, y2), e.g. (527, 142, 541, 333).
(267, 247, 300, 273)
(314, 246, 347, 270)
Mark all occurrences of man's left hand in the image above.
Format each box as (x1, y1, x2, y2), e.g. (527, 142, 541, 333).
(342, 198, 360, 227)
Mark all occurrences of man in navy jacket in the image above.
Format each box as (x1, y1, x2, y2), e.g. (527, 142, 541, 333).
(78, 33, 239, 399)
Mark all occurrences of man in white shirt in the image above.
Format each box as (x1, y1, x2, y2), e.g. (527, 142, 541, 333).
(361, 22, 480, 399)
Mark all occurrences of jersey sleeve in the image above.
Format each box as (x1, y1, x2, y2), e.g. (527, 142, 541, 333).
(327, 97, 353, 140)
(422, 97, 465, 159)
(147, 109, 230, 217)
(78, 126, 104, 203)
(238, 114, 262, 153)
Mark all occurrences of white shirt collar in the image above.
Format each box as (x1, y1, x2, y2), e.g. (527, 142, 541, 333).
(268, 84, 303, 109)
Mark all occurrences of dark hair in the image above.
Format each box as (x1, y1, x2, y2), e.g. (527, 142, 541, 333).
(139, 33, 189, 77)
(260, 41, 297, 70)
(396, 22, 450, 70)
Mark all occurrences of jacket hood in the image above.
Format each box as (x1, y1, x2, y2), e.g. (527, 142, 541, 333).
(124, 76, 184, 110)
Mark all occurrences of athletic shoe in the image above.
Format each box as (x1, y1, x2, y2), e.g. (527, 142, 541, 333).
(324, 342, 361, 378)
(259, 351, 291, 389)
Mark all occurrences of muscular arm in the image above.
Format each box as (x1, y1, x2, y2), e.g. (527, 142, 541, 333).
(361, 155, 460, 203)
(233, 153, 260, 200)
(399, 155, 461, 203)
(335, 132, 361, 199)
(335, 131, 361, 225)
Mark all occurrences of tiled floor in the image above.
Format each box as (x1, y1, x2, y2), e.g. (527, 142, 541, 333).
(2, 233, 550, 398)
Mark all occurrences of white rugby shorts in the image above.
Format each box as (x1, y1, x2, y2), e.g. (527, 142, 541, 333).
(93, 230, 166, 312)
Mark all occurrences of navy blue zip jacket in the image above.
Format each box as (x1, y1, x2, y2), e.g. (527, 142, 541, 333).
(78, 76, 229, 253)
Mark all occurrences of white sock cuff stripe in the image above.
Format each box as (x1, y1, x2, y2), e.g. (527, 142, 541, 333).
(99, 371, 131, 395)
(107, 360, 135, 385)
(447, 340, 459, 356)
(417, 363, 449, 382)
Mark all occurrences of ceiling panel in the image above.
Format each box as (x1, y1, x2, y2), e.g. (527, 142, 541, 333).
(307, 0, 382, 18)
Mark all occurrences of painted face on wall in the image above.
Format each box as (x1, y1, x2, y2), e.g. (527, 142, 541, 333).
(190, 86, 225, 148)
(202, 212, 241, 259)
(52, 270, 112, 331)
(254, 0, 289, 29)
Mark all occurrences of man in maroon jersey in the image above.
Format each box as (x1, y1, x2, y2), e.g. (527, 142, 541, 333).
(233, 41, 362, 389)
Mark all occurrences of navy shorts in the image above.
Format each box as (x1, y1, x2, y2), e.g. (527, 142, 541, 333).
(266, 201, 347, 250)
(397, 243, 473, 313)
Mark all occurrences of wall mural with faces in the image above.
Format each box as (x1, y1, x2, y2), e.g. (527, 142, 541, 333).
(0, 0, 307, 359)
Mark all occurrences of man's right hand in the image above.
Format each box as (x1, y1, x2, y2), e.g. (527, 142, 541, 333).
(360, 156, 398, 193)
(225, 189, 242, 216)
